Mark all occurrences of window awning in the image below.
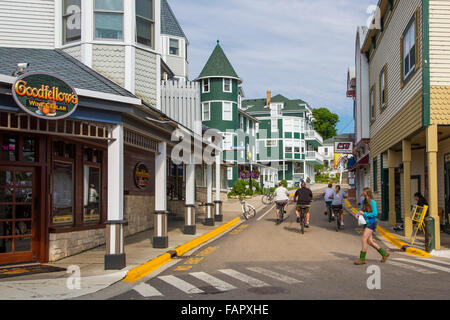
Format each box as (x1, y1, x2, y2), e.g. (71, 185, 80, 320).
(349, 154, 369, 172)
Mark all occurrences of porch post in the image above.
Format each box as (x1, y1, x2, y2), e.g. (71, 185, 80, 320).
(184, 155, 196, 235)
(426, 124, 441, 250)
(402, 140, 413, 237)
(388, 150, 396, 226)
(153, 142, 168, 248)
(205, 164, 215, 226)
(214, 152, 223, 222)
(105, 124, 126, 270)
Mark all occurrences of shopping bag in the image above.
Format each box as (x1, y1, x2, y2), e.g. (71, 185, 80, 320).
(358, 214, 367, 226)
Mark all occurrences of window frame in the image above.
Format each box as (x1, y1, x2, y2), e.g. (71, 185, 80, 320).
(202, 79, 210, 94)
(401, 11, 420, 86)
(265, 140, 278, 148)
(202, 102, 210, 121)
(222, 101, 233, 121)
(94, 0, 124, 41)
(223, 78, 232, 93)
(169, 38, 180, 56)
(379, 65, 387, 111)
(135, 0, 155, 48)
(62, 0, 82, 45)
(370, 85, 376, 123)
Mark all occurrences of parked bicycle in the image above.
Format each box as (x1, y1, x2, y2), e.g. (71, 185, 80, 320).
(240, 197, 256, 220)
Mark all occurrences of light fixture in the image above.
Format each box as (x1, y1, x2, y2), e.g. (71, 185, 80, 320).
(12, 63, 30, 77)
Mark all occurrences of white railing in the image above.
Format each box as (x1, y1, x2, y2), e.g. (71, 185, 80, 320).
(161, 80, 202, 135)
(304, 130, 323, 144)
(306, 151, 324, 162)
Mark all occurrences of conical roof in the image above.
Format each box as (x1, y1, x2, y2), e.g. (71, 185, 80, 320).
(197, 41, 241, 82)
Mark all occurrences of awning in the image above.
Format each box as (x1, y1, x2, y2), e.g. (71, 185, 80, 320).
(349, 154, 369, 172)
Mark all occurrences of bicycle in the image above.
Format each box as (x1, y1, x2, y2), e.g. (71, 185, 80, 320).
(240, 197, 256, 220)
(332, 205, 342, 232)
(276, 201, 289, 224)
(326, 202, 333, 223)
(297, 205, 309, 235)
(262, 190, 275, 205)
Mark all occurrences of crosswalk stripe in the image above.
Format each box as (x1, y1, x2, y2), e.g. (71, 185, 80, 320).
(190, 272, 236, 292)
(158, 275, 204, 294)
(273, 265, 313, 278)
(246, 267, 302, 284)
(386, 261, 437, 275)
(393, 258, 450, 273)
(427, 259, 450, 267)
(133, 283, 163, 297)
(218, 269, 269, 288)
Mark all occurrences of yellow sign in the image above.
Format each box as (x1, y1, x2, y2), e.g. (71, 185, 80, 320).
(334, 153, 343, 169)
(410, 205, 428, 245)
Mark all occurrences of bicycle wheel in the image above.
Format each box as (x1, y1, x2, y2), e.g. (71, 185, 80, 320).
(248, 207, 256, 219)
(262, 195, 270, 205)
(243, 208, 251, 220)
(336, 212, 341, 231)
(328, 208, 332, 223)
(300, 212, 305, 235)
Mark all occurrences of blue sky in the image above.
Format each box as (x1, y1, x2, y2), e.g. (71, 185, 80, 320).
(169, 0, 377, 134)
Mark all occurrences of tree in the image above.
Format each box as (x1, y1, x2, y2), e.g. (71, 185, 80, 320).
(312, 108, 339, 141)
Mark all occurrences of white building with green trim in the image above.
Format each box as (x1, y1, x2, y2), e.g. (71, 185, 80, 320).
(243, 94, 324, 187)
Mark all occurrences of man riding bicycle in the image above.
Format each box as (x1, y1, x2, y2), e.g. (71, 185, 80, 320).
(323, 183, 334, 217)
(274, 182, 290, 225)
(329, 185, 347, 227)
(294, 182, 313, 227)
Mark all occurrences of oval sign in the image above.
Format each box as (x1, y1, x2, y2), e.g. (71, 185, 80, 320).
(134, 162, 150, 189)
(12, 72, 78, 120)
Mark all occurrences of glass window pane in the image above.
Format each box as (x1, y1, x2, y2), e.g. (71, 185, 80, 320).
(63, 0, 81, 44)
(16, 171, 32, 188)
(15, 221, 31, 236)
(84, 166, 101, 222)
(1, 135, 17, 161)
(53, 162, 73, 225)
(15, 189, 32, 203)
(0, 171, 13, 187)
(136, 0, 152, 20)
(95, 13, 123, 39)
(0, 237, 12, 254)
(0, 188, 12, 202)
(23, 137, 38, 162)
(136, 17, 152, 46)
(410, 45, 416, 70)
(0, 205, 12, 220)
(14, 237, 31, 252)
(16, 205, 32, 219)
(95, 0, 123, 11)
(170, 39, 179, 55)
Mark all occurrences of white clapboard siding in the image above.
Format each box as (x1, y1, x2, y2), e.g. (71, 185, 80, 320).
(161, 80, 202, 135)
(0, 0, 55, 49)
(430, 0, 450, 86)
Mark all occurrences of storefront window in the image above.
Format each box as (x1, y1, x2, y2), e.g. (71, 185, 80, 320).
(52, 162, 74, 225)
(1, 135, 17, 161)
(23, 137, 38, 162)
(84, 166, 101, 222)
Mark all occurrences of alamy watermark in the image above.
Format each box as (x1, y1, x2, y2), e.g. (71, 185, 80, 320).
(366, 265, 381, 290)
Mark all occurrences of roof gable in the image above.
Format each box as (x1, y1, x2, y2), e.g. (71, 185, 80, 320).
(161, 0, 188, 41)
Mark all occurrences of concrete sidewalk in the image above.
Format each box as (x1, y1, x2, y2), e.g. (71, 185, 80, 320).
(0, 196, 268, 300)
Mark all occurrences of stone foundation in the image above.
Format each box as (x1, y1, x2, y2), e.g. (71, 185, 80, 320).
(124, 194, 155, 237)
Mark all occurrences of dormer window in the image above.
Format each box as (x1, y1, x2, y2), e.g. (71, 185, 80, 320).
(136, 0, 154, 47)
(94, 0, 124, 40)
(223, 79, 232, 93)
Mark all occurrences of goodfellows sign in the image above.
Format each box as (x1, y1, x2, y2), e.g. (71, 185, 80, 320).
(12, 72, 78, 120)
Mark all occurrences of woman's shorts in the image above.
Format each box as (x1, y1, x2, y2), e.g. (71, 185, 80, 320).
(365, 222, 378, 231)
(276, 201, 288, 210)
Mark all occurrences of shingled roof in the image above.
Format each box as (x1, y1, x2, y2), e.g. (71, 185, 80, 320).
(243, 94, 310, 113)
(0, 47, 136, 98)
(161, 0, 188, 41)
(197, 41, 240, 82)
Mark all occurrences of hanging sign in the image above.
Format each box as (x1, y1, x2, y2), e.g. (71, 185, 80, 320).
(12, 72, 78, 120)
(335, 142, 354, 154)
(134, 163, 150, 189)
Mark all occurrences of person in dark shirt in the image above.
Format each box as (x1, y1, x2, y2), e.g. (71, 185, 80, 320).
(394, 192, 429, 231)
(294, 182, 313, 227)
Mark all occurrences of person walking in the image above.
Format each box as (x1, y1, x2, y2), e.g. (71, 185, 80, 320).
(274, 182, 290, 225)
(354, 188, 390, 265)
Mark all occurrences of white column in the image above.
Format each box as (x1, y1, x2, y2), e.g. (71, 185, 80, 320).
(184, 157, 196, 234)
(214, 152, 223, 221)
(205, 164, 214, 226)
(153, 142, 168, 248)
(81, 0, 93, 67)
(105, 124, 125, 270)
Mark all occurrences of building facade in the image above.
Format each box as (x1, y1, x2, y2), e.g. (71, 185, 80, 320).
(361, 0, 450, 249)
(244, 93, 324, 188)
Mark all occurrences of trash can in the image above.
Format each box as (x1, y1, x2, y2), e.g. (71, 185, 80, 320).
(425, 217, 435, 253)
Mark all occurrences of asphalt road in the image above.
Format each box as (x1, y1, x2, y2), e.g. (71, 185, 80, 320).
(92, 197, 450, 300)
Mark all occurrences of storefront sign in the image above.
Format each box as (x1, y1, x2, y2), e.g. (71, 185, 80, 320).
(334, 142, 353, 154)
(12, 72, 78, 120)
(134, 163, 150, 189)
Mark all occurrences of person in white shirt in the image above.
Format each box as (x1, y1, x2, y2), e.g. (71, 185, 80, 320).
(274, 182, 290, 225)
(330, 185, 347, 226)
(323, 184, 334, 217)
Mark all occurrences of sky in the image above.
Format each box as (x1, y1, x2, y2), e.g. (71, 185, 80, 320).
(169, 0, 377, 134)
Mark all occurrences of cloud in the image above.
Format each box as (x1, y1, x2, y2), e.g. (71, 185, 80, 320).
(168, 0, 377, 131)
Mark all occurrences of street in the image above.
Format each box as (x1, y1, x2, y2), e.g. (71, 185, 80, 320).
(88, 197, 450, 300)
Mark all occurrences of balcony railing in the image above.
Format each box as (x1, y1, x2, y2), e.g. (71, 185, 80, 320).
(304, 130, 323, 145)
(306, 151, 324, 163)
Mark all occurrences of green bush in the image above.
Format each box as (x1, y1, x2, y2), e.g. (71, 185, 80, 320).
(229, 179, 261, 197)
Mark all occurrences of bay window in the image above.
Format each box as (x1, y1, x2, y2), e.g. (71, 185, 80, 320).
(136, 0, 154, 47)
(94, 0, 124, 40)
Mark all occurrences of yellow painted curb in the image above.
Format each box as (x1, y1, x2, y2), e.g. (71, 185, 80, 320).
(122, 253, 172, 283)
(122, 217, 242, 283)
(174, 217, 242, 257)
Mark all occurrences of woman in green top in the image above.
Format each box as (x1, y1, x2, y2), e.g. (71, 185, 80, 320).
(354, 188, 390, 265)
